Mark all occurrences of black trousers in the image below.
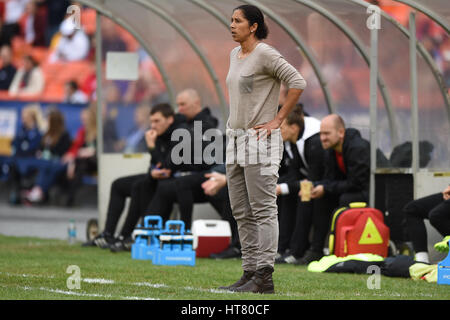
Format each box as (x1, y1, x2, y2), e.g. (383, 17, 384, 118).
(278, 192, 313, 258)
(384, 174, 414, 243)
(103, 173, 157, 238)
(147, 173, 239, 246)
(310, 191, 368, 254)
(404, 193, 450, 253)
(278, 193, 298, 254)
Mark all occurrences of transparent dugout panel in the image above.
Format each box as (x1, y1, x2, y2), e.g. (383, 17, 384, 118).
(86, 0, 449, 167)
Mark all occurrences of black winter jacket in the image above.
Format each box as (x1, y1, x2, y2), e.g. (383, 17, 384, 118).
(180, 107, 219, 172)
(318, 128, 370, 197)
(148, 114, 188, 173)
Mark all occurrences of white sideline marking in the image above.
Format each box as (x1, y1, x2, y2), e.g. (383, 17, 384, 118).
(83, 278, 115, 284)
(0, 272, 268, 297)
(0, 272, 55, 279)
(133, 282, 168, 288)
(184, 286, 234, 294)
(0, 284, 158, 300)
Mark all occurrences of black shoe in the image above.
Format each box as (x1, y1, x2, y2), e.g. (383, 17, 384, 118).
(275, 249, 290, 261)
(81, 240, 96, 247)
(275, 251, 294, 264)
(279, 254, 302, 264)
(93, 232, 115, 249)
(294, 250, 323, 265)
(210, 246, 241, 259)
(110, 236, 133, 253)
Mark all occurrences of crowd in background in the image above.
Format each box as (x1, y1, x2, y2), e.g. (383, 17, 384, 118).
(0, 0, 447, 106)
(369, 0, 450, 89)
(0, 0, 166, 106)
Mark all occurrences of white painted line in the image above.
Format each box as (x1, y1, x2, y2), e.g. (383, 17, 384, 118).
(133, 282, 168, 288)
(82, 278, 115, 284)
(2, 271, 308, 297)
(0, 284, 158, 300)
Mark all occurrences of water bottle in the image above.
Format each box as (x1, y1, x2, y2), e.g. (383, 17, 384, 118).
(68, 219, 77, 244)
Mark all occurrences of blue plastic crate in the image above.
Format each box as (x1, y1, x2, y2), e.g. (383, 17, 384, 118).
(153, 220, 196, 267)
(437, 240, 450, 285)
(131, 215, 163, 261)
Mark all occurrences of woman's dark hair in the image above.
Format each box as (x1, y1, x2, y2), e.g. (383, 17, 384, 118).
(234, 4, 269, 40)
(44, 107, 66, 146)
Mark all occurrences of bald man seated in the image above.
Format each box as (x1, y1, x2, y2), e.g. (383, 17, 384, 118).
(296, 114, 371, 265)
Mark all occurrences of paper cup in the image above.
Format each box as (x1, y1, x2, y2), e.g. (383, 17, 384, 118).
(300, 180, 313, 202)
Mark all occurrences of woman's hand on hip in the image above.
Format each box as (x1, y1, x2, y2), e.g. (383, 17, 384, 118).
(253, 118, 282, 140)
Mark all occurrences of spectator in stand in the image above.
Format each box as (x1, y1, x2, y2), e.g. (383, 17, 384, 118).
(48, 16, 89, 63)
(80, 69, 96, 101)
(100, 18, 127, 61)
(63, 105, 97, 206)
(24, 106, 96, 205)
(0, 0, 28, 46)
(6, 103, 45, 203)
(15, 107, 71, 204)
(63, 80, 89, 104)
(98, 101, 120, 153)
(18, 0, 47, 47)
(8, 54, 44, 97)
(103, 81, 122, 107)
(0, 44, 17, 90)
(116, 103, 151, 154)
(11, 103, 45, 158)
(35, 0, 70, 46)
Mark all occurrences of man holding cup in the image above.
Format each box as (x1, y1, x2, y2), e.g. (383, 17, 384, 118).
(275, 104, 324, 264)
(297, 114, 371, 265)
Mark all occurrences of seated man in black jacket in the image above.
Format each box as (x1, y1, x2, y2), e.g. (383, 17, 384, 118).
(145, 88, 221, 228)
(275, 104, 325, 264)
(93, 103, 187, 249)
(297, 114, 371, 264)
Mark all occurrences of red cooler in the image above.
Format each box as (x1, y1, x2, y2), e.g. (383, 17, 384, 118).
(192, 220, 231, 257)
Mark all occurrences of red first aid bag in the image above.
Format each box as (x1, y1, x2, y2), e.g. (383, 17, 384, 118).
(328, 202, 390, 257)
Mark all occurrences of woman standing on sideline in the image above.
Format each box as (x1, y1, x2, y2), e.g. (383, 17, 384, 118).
(220, 5, 306, 294)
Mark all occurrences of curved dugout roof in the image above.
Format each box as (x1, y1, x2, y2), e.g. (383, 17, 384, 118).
(78, 0, 449, 169)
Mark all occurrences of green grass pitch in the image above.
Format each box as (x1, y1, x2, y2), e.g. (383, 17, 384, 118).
(0, 235, 449, 300)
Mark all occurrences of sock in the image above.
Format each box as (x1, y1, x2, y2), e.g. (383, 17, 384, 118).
(415, 251, 430, 263)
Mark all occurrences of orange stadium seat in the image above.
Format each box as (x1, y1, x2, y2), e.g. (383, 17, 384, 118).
(81, 7, 97, 36)
(40, 61, 95, 102)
